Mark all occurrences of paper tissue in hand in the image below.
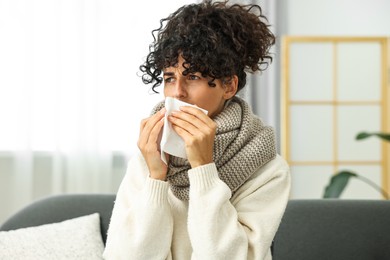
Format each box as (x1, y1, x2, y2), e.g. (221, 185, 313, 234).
(160, 97, 208, 164)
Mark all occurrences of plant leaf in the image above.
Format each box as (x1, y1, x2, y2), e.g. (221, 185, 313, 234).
(323, 171, 357, 198)
(356, 132, 390, 142)
(356, 132, 371, 140)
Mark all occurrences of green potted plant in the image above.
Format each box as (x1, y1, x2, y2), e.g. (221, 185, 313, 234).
(323, 131, 390, 199)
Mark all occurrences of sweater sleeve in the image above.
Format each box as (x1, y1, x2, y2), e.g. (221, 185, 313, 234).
(103, 154, 174, 260)
(187, 156, 291, 260)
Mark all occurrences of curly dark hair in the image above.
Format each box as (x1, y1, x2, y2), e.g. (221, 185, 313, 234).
(139, 0, 275, 93)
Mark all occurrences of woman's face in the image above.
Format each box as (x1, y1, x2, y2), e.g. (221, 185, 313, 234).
(163, 56, 236, 118)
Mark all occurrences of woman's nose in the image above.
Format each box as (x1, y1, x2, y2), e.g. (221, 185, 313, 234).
(173, 79, 187, 99)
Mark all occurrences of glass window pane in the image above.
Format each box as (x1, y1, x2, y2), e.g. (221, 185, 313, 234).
(290, 105, 333, 161)
(337, 42, 381, 101)
(337, 105, 381, 161)
(290, 166, 334, 199)
(336, 165, 382, 199)
(290, 43, 333, 101)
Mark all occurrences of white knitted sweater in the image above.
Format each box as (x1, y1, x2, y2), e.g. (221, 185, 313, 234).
(103, 152, 290, 260)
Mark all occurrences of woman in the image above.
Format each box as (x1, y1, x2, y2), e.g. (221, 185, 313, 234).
(103, 1, 290, 259)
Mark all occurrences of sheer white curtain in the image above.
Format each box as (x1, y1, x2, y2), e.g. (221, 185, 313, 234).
(0, 0, 277, 223)
(237, 0, 280, 148)
(0, 0, 193, 223)
(239, 0, 278, 125)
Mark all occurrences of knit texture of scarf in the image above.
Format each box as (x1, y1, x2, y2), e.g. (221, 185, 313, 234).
(151, 96, 276, 201)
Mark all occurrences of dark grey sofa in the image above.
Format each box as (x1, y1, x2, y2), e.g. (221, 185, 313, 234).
(1, 194, 390, 260)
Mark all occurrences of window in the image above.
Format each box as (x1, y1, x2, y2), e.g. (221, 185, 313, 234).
(281, 36, 389, 199)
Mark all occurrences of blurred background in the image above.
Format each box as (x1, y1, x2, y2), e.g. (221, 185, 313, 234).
(0, 0, 389, 224)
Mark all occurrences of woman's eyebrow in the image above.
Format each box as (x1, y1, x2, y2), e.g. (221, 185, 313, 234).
(163, 72, 174, 77)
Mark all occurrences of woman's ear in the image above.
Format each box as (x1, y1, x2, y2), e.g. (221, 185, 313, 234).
(223, 75, 238, 100)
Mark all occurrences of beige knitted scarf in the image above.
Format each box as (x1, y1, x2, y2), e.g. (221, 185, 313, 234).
(152, 96, 276, 201)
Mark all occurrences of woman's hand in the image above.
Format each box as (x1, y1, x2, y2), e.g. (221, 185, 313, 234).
(168, 106, 216, 168)
(137, 108, 168, 181)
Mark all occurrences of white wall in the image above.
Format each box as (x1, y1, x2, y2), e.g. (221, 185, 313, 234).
(284, 0, 390, 36)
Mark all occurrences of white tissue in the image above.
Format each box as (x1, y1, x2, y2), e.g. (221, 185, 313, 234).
(160, 97, 208, 164)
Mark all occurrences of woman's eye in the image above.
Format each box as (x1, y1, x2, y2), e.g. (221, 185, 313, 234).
(188, 75, 200, 80)
(164, 77, 174, 83)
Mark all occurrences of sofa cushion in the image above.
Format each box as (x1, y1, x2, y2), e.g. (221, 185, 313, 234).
(0, 213, 104, 260)
(0, 194, 115, 244)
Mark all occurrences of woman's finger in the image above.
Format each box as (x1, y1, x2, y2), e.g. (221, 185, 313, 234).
(169, 109, 216, 136)
(179, 106, 214, 126)
(138, 108, 165, 148)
